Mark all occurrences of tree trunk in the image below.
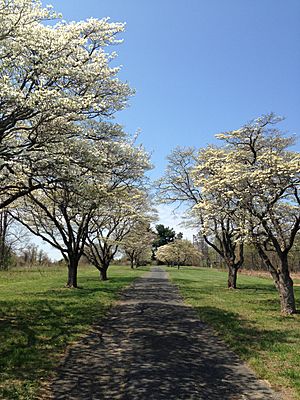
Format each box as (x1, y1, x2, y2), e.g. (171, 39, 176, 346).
(100, 265, 108, 281)
(0, 211, 9, 270)
(130, 258, 134, 269)
(277, 257, 296, 314)
(66, 258, 79, 288)
(227, 264, 238, 289)
(256, 246, 296, 314)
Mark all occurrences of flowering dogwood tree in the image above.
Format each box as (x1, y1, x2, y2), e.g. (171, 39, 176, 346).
(192, 146, 245, 288)
(157, 147, 244, 288)
(11, 125, 151, 287)
(121, 222, 155, 269)
(200, 114, 300, 314)
(0, 0, 132, 208)
(84, 190, 155, 280)
(156, 239, 202, 268)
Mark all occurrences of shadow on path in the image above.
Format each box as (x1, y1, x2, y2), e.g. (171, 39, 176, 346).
(50, 267, 281, 400)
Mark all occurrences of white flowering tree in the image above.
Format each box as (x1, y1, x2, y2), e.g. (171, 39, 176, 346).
(202, 114, 300, 314)
(0, 0, 132, 208)
(11, 138, 102, 287)
(121, 222, 155, 269)
(192, 146, 245, 288)
(157, 147, 244, 288)
(156, 239, 202, 269)
(84, 190, 155, 280)
(11, 125, 151, 287)
(0, 209, 11, 269)
(155, 243, 174, 267)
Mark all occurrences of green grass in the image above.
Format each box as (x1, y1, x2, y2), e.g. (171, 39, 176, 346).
(168, 266, 300, 399)
(0, 264, 148, 399)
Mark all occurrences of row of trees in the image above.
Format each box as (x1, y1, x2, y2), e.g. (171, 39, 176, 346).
(157, 114, 300, 314)
(0, 0, 155, 285)
(1, 211, 196, 275)
(2, 2, 298, 315)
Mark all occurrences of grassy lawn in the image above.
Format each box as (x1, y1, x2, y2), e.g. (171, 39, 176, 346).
(0, 264, 148, 399)
(168, 266, 300, 400)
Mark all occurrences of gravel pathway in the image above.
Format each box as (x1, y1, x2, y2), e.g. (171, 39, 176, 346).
(50, 266, 281, 400)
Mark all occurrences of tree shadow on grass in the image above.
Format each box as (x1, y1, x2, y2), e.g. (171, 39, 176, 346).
(173, 276, 278, 291)
(192, 306, 291, 358)
(0, 276, 137, 398)
(173, 277, 298, 348)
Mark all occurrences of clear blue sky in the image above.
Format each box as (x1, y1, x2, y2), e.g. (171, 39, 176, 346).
(41, 0, 300, 257)
(49, 0, 300, 178)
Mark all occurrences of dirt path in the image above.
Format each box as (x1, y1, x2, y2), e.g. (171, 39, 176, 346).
(50, 266, 281, 400)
